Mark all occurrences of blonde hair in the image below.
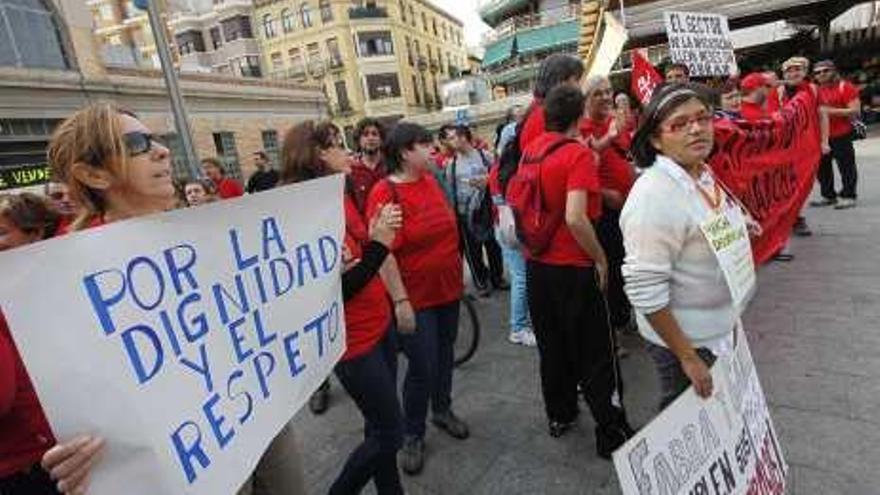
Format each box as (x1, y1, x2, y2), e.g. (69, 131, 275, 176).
(47, 102, 136, 230)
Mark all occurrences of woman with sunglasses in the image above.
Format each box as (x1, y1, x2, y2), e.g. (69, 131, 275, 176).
(279, 120, 406, 494)
(622, 84, 757, 411)
(14, 102, 307, 495)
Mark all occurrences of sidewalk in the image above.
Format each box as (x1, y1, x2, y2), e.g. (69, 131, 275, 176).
(291, 137, 880, 494)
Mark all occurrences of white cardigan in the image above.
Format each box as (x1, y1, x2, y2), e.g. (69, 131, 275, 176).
(620, 155, 738, 351)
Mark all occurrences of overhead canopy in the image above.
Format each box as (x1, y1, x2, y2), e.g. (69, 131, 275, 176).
(516, 20, 579, 55)
(482, 36, 516, 67)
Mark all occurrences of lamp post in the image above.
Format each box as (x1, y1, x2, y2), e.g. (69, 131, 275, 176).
(134, 0, 201, 178)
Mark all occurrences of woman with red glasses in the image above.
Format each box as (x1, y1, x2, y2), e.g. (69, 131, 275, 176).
(623, 84, 758, 411)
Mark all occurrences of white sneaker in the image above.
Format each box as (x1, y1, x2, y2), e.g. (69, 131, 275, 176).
(834, 198, 856, 210)
(509, 329, 537, 347)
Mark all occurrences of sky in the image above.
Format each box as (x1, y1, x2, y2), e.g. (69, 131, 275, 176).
(432, 0, 491, 50)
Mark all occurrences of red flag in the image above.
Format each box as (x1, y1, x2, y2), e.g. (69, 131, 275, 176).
(709, 88, 822, 264)
(631, 50, 663, 106)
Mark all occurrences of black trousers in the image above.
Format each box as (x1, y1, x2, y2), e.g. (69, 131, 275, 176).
(526, 260, 628, 427)
(818, 134, 858, 200)
(459, 217, 504, 288)
(0, 464, 60, 495)
(597, 209, 632, 329)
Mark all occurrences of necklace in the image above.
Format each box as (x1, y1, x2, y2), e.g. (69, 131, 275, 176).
(692, 166, 724, 211)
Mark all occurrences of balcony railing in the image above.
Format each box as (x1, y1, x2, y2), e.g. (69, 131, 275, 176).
(481, 4, 579, 44)
(349, 6, 388, 19)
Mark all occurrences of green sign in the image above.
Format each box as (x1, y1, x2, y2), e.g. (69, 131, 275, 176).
(0, 163, 52, 191)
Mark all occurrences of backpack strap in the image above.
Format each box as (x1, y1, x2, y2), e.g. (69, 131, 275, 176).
(522, 137, 579, 165)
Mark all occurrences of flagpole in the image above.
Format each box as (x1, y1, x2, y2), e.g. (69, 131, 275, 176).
(618, 0, 628, 31)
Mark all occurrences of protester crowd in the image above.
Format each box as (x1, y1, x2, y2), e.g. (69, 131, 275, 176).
(0, 46, 866, 495)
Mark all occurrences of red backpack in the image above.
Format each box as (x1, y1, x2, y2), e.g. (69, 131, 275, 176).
(504, 137, 578, 256)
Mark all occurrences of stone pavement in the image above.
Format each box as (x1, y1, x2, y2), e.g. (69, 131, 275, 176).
(292, 137, 880, 494)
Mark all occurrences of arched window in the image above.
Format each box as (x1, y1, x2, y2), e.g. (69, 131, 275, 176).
(0, 0, 69, 69)
(281, 9, 294, 33)
(300, 3, 312, 28)
(319, 0, 332, 23)
(262, 14, 276, 38)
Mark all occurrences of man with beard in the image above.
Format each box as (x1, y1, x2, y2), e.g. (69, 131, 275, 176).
(348, 118, 388, 213)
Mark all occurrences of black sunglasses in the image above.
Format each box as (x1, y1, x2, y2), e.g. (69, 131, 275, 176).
(123, 132, 161, 157)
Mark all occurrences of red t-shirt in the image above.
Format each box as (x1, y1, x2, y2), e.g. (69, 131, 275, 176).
(349, 155, 387, 213)
(0, 312, 55, 477)
(579, 117, 636, 198)
(342, 196, 392, 361)
(519, 101, 546, 150)
(766, 88, 781, 114)
(215, 177, 244, 199)
(367, 173, 463, 310)
(740, 100, 768, 123)
(819, 80, 860, 138)
(523, 132, 602, 267)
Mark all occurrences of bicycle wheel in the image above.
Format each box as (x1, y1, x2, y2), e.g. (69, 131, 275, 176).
(454, 295, 481, 367)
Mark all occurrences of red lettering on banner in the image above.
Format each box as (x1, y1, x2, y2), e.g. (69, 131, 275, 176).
(745, 432, 785, 495)
(709, 88, 821, 264)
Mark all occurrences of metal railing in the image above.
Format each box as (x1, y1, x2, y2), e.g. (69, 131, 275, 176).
(481, 4, 579, 44)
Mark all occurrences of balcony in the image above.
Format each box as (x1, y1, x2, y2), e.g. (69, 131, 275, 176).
(429, 58, 439, 73)
(328, 57, 345, 72)
(481, 4, 580, 45)
(364, 96, 406, 118)
(416, 55, 428, 72)
(349, 6, 388, 19)
(179, 51, 217, 73)
(288, 66, 307, 79)
(308, 59, 326, 77)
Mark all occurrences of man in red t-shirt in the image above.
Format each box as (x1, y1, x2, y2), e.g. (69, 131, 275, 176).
(739, 73, 770, 123)
(201, 157, 244, 199)
(580, 75, 636, 333)
(522, 84, 632, 455)
(348, 118, 388, 213)
(813, 59, 861, 209)
(518, 54, 585, 150)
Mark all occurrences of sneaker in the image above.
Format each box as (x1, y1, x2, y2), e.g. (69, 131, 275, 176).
(400, 436, 425, 475)
(432, 410, 470, 439)
(834, 198, 856, 210)
(548, 420, 576, 438)
(596, 422, 636, 459)
(308, 382, 330, 415)
(508, 329, 537, 347)
(792, 217, 812, 237)
(809, 197, 837, 207)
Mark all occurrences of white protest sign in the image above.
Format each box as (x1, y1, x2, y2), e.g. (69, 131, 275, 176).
(663, 12, 737, 77)
(0, 175, 346, 495)
(614, 327, 787, 495)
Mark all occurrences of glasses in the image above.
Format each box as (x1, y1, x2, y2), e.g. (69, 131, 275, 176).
(660, 113, 713, 134)
(123, 132, 161, 157)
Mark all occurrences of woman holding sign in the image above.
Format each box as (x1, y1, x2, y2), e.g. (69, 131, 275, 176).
(622, 84, 757, 410)
(28, 102, 307, 495)
(279, 120, 408, 495)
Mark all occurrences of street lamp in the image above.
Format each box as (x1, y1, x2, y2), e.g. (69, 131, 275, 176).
(134, 0, 201, 178)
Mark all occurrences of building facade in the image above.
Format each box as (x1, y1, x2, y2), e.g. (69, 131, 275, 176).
(478, 0, 582, 96)
(252, 0, 468, 140)
(88, 0, 173, 69)
(0, 0, 325, 193)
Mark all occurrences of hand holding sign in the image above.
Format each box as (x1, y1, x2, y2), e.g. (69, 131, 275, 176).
(370, 203, 403, 248)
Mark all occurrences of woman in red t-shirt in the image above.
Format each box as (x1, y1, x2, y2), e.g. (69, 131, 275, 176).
(0, 194, 65, 494)
(521, 86, 633, 456)
(581, 76, 637, 332)
(278, 120, 406, 494)
(366, 123, 467, 475)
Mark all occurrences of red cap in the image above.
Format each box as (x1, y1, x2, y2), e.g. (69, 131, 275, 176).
(741, 73, 767, 93)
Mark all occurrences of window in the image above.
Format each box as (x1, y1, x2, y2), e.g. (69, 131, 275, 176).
(405, 36, 413, 66)
(399, 0, 405, 22)
(0, 0, 70, 69)
(209, 26, 223, 49)
(261, 130, 279, 168)
(175, 30, 205, 55)
(233, 56, 262, 77)
(365, 73, 401, 100)
(432, 18, 437, 36)
(413, 39, 420, 56)
(421, 12, 427, 31)
(437, 52, 442, 72)
(281, 9, 294, 32)
(212, 132, 242, 180)
(408, 5, 414, 26)
(326, 37, 342, 67)
(306, 42, 322, 75)
(262, 14, 276, 38)
(222, 15, 253, 42)
(412, 75, 420, 104)
(288, 47, 305, 76)
(335, 80, 351, 111)
(319, 0, 332, 22)
(358, 31, 393, 57)
(270, 51, 283, 75)
(300, 3, 312, 28)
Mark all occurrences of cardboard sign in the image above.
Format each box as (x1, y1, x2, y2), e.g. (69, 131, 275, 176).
(663, 12, 737, 77)
(614, 327, 787, 495)
(0, 175, 346, 495)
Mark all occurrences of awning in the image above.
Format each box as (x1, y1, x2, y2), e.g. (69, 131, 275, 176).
(481, 36, 516, 68)
(516, 20, 579, 55)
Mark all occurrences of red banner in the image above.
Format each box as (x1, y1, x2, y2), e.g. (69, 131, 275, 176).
(709, 88, 822, 264)
(631, 50, 664, 106)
